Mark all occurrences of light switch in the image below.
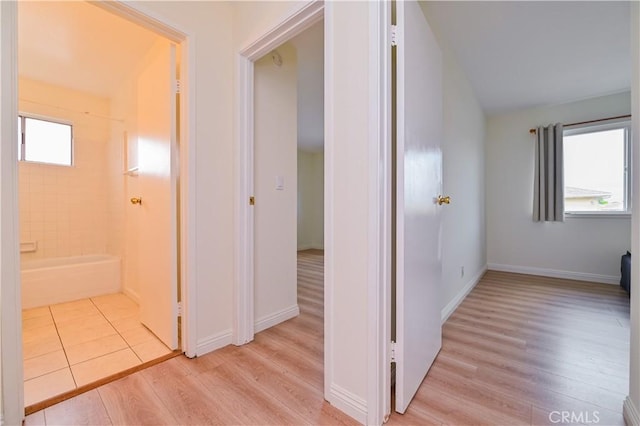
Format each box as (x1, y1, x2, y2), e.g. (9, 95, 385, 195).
(276, 175, 284, 190)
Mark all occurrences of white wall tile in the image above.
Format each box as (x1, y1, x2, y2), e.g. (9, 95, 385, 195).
(18, 78, 111, 260)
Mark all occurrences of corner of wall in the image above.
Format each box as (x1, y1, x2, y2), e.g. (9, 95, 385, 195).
(327, 384, 368, 424)
(441, 265, 487, 323)
(254, 304, 299, 333)
(195, 329, 233, 357)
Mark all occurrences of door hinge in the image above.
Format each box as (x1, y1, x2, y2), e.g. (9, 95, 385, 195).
(391, 25, 398, 47)
(390, 341, 397, 363)
(175, 79, 181, 94)
(177, 301, 182, 317)
(249, 196, 255, 206)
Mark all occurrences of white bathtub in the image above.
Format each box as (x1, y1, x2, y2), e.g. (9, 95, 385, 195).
(22, 255, 121, 309)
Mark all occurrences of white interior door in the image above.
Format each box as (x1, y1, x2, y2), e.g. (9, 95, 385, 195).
(136, 40, 178, 350)
(395, 0, 444, 414)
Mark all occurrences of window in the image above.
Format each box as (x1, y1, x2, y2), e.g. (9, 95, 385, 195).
(563, 120, 630, 214)
(18, 115, 73, 166)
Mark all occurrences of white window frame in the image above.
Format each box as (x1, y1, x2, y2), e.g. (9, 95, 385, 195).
(563, 118, 631, 218)
(18, 113, 74, 166)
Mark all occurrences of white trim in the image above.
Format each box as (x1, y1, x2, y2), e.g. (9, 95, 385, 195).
(93, 1, 186, 43)
(234, 0, 324, 347)
(1, 2, 24, 424)
(181, 34, 199, 359)
(328, 384, 368, 424)
(297, 244, 324, 251)
(123, 287, 141, 305)
(235, 51, 255, 345)
(441, 266, 487, 323)
(624, 396, 640, 426)
(90, 0, 198, 359)
(487, 263, 619, 285)
(565, 212, 631, 219)
(239, 2, 324, 61)
(631, 7, 640, 426)
(254, 305, 300, 333)
(195, 329, 233, 357)
(323, 0, 336, 408)
(367, 1, 392, 425)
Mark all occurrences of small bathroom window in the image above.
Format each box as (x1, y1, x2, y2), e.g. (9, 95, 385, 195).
(18, 114, 73, 166)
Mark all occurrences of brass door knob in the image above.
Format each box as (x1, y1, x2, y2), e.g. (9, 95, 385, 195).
(130, 197, 142, 205)
(437, 195, 450, 205)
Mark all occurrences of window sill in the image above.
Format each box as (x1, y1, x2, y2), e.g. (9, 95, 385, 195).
(565, 212, 631, 219)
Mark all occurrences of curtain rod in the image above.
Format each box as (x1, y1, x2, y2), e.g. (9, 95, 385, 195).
(528, 114, 631, 135)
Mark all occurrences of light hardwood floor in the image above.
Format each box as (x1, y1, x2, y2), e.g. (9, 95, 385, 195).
(25, 253, 629, 425)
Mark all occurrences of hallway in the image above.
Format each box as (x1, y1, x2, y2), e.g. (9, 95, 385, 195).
(25, 254, 629, 425)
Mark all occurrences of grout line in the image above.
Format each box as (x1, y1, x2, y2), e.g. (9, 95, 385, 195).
(24, 366, 70, 383)
(89, 295, 145, 363)
(90, 296, 136, 348)
(46, 305, 78, 390)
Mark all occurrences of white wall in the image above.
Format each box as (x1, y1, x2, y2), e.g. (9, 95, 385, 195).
(18, 78, 111, 262)
(430, 22, 487, 319)
(324, 2, 371, 420)
(254, 43, 299, 329)
(486, 92, 632, 283)
(297, 150, 324, 250)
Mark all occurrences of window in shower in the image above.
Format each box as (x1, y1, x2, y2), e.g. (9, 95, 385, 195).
(18, 114, 73, 166)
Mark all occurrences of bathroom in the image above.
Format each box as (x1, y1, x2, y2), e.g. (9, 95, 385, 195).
(19, 1, 179, 407)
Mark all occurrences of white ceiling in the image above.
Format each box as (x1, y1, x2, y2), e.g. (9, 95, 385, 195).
(422, 1, 631, 115)
(19, 2, 625, 130)
(18, 1, 160, 99)
(289, 21, 324, 152)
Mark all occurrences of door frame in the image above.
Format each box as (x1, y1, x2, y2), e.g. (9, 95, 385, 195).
(0, 2, 196, 422)
(367, 1, 393, 423)
(234, 1, 391, 424)
(234, 0, 324, 345)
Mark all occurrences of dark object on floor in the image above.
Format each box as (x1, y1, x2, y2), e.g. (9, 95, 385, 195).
(621, 251, 631, 294)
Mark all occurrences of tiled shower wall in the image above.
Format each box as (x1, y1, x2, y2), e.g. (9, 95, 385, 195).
(19, 78, 111, 261)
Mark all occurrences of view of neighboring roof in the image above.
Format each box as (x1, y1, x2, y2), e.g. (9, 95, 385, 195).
(565, 186, 612, 199)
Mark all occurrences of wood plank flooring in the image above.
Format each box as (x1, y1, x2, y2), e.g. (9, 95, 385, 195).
(388, 271, 629, 426)
(25, 255, 630, 426)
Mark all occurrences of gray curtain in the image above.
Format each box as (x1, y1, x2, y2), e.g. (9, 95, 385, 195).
(533, 123, 564, 222)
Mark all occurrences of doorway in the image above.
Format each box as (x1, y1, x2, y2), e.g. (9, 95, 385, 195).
(252, 20, 324, 338)
(16, 0, 187, 412)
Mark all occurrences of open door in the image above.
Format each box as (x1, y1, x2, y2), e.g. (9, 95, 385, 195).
(395, 0, 444, 413)
(136, 40, 179, 350)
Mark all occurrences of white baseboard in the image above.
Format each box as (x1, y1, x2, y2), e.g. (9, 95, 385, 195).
(328, 384, 367, 424)
(297, 244, 324, 251)
(624, 396, 640, 426)
(195, 329, 233, 356)
(254, 304, 299, 333)
(441, 265, 487, 323)
(123, 287, 140, 304)
(487, 263, 619, 285)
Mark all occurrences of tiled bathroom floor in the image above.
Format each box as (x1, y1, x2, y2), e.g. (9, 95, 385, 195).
(22, 293, 172, 406)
